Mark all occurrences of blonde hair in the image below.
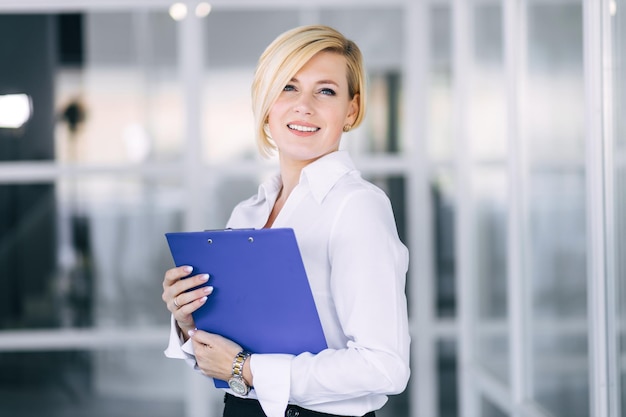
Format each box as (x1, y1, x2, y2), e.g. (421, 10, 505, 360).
(251, 25, 367, 158)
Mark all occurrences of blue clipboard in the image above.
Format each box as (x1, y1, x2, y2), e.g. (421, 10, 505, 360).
(165, 228, 327, 388)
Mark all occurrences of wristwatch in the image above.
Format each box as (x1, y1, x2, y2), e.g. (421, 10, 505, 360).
(228, 350, 251, 396)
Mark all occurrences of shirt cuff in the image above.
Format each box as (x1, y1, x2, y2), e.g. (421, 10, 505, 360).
(163, 314, 196, 365)
(250, 354, 294, 417)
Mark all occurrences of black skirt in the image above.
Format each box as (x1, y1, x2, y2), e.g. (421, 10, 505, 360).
(223, 393, 376, 417)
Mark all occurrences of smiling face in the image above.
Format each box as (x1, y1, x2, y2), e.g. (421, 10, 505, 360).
(267, 51, 359, 167)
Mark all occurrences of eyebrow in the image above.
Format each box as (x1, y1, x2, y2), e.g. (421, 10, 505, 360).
(290, 77, 340, 87)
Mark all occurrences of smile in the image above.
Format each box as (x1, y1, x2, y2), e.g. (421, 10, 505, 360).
(288, 124, 320, 133)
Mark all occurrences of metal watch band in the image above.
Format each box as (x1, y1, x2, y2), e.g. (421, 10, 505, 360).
(231, 350, 251, 378)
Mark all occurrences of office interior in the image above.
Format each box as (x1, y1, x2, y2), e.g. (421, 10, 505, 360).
(0, 0, 623, 416)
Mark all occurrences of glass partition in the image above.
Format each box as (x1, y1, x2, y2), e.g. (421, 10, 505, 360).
(481, 397, 509, 417)
(525, 2, 589, 416)
(470, 3, 507, 161)
(0, 11, 182, 164)
(432, 168, 457, 318)
(473, 167, 508, 383)
(427, 3, 454, 161)
(469, 2, 509, 386)
(438, 339, 458, 417)
(0, 176, 182, 330)
(0, 348, 185, 417)
(55, 11, 181, 164)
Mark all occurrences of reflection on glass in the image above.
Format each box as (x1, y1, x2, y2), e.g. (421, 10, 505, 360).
(55, 11, 183, 164)
(0, 14, 55, 162)
(61, 177, 183, 328)
(526, 3, 585, 165)
(473, 168, 508, 384)
(525, 3, 588, 416)
(432, 169, 456, 318)
(438, 339, 458, 417)
(0, 184, 56, 328)
(481, 397, 508, 417)
(0, 178, 183, 330)
(528, 170, 588, 417)
(470, 4, 506, 160)
(428, 4, 453, 161)
(360, 71, 403, 155)
(469, 2, 508, 386)
(366, 175, 407, 245)
(0, 349, 184, 416)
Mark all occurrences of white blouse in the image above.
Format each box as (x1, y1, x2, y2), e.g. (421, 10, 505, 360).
(165, 150, 411, 417)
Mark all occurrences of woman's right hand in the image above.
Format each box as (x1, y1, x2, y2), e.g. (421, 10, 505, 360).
(162, 266, 212, 338)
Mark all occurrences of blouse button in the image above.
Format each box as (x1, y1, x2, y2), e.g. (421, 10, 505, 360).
(286, 408, 300, 417)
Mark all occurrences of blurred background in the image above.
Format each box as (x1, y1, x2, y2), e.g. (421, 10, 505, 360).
(0, 0, 623, 416)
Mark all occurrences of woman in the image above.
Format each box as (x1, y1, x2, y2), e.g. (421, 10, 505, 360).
(162, 25, 410, 417)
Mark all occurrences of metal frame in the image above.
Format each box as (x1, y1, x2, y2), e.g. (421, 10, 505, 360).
(504, 1, 529, 416)
(452, 2, 478, 417)
(404, 1, 437, 416)
(585, 1, 620, 417)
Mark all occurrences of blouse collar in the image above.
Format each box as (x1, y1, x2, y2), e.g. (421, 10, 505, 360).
(251, 151, 357, 206)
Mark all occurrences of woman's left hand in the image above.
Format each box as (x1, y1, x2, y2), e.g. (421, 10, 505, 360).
(188, 330, 243, 381)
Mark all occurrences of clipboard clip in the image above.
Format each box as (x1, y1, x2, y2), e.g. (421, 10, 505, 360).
(203, 228, 256, 232)
(203, 228, 257, 244)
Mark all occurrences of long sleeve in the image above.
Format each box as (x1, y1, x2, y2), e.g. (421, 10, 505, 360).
(287, 188, 410, 409)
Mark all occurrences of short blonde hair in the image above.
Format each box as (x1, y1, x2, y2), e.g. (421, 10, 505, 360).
(251, 25, 367, 158)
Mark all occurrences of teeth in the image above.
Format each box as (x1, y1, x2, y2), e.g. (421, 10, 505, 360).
(288, 124, 319, 132)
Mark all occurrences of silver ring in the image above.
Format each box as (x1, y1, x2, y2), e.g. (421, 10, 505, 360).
(174, 296, 181, 308)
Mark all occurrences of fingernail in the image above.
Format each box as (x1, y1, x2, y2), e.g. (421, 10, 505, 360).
(187, 329, 196, 337)
(199, 296, 208, 303)
(203, 286, 213, 294)
(200, 274, 209, 281)
(183, 266, 193, 273)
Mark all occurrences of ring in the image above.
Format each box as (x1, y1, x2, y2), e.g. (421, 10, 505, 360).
(173, 296, 181, 308)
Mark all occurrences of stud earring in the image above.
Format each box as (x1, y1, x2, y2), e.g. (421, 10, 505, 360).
(343, 124, 352, 133)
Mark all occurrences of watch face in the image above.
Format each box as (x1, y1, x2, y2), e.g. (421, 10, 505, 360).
(228, 377, 249, 396)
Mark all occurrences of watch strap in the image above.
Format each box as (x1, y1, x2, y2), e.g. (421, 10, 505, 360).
(231, 350, 251, 378)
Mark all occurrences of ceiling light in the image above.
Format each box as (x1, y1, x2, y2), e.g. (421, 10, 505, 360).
(196, 2, 212, 18)
(0, 94, 32, 129)
(169, 3, 188, 21)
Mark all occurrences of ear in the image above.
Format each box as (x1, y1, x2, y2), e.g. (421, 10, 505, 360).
(345, 93, 360, 126)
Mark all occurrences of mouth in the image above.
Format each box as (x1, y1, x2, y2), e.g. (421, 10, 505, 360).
(288, 123, 320, 133)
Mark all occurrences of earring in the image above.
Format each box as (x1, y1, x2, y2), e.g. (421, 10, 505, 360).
(343, 124, 352, 133)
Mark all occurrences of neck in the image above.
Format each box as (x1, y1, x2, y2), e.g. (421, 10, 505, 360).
(277, 157, 306, 202)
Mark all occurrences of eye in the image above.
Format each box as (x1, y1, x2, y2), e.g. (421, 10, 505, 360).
(283, 84, 296, 92)
(320, 88, 336, 96)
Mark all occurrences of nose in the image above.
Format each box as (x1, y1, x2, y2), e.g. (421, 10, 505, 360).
(293, 93, 314, 115)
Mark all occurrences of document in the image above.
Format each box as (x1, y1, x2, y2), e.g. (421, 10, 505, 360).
(165, 228, 327, 388)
